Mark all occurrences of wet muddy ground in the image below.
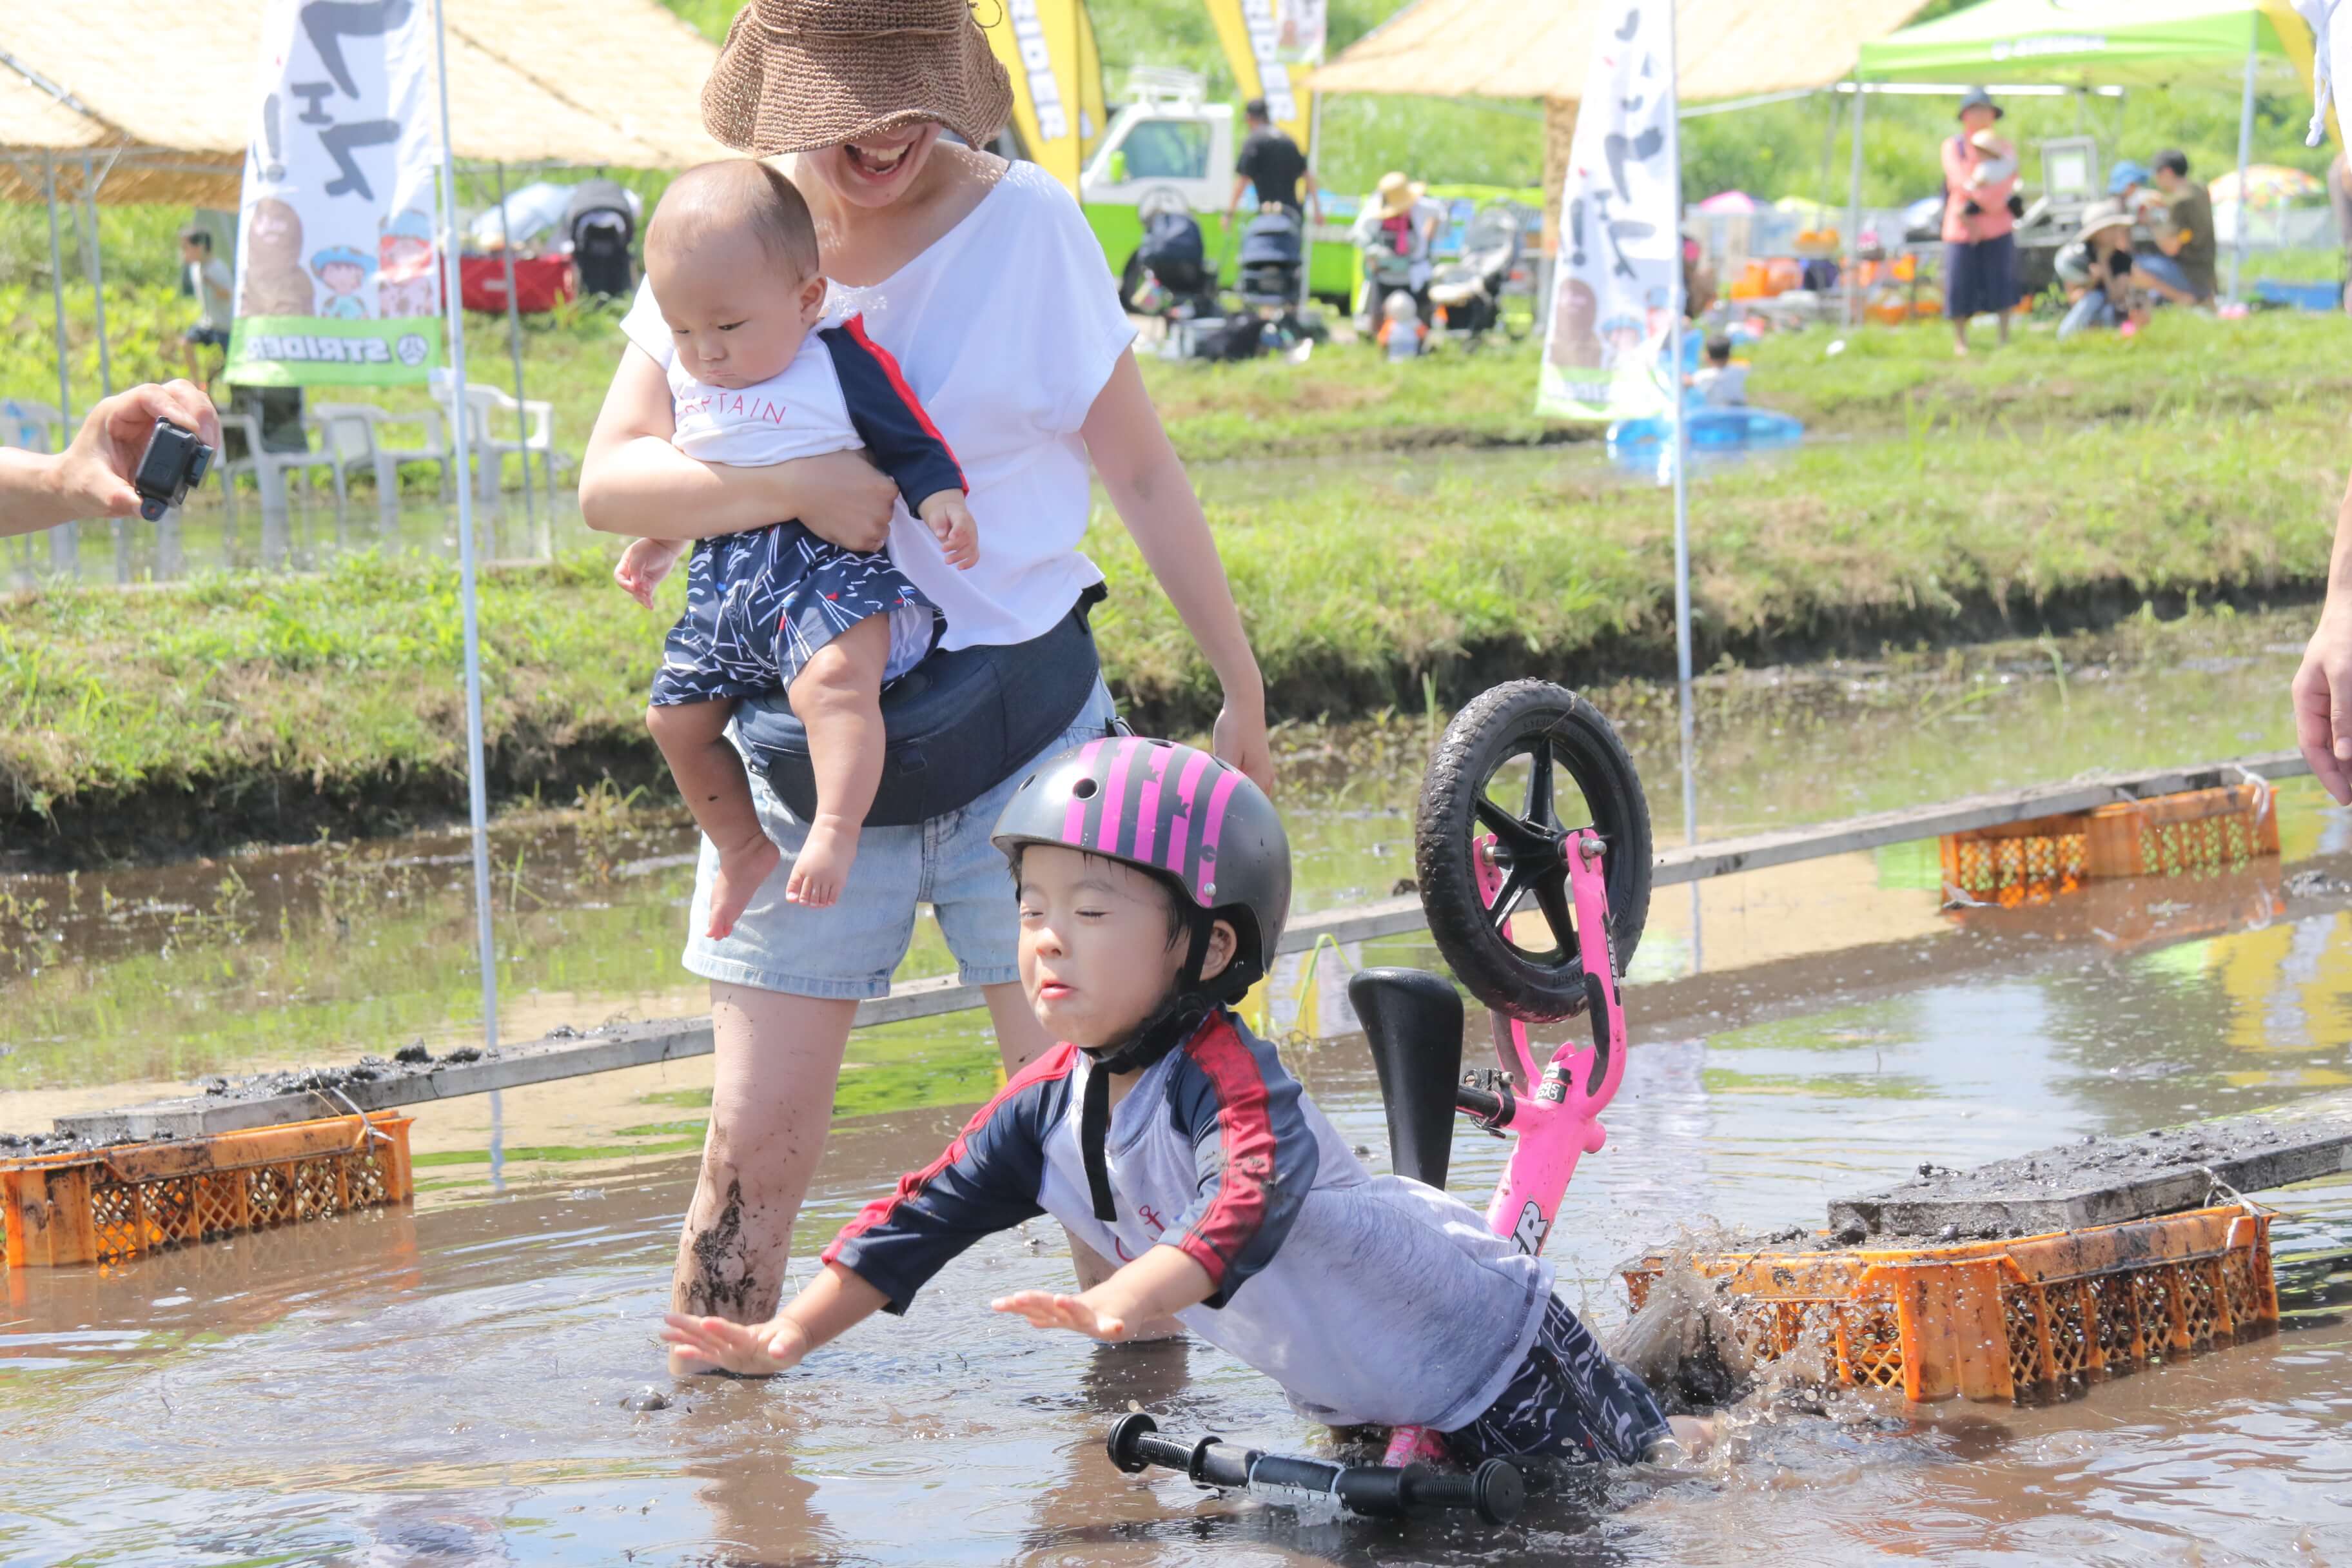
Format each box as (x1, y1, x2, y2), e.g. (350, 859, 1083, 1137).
(4, 603, 2350, 1563)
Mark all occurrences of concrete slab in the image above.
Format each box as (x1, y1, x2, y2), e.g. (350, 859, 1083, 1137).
(1827, 1088, 2352, 1238)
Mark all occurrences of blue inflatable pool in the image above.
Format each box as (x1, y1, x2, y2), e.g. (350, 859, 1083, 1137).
(1607, 404, 1805, 462)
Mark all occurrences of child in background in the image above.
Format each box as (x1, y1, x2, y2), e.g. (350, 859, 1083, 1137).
(664, 738, 1711, 1472)
(1965, 126, 2019, 215)
(179, 228, 235, 389)
(1377, 288, 1427, 360)
(1692, 335, 1749, 407)
(612, 161, 979, 932)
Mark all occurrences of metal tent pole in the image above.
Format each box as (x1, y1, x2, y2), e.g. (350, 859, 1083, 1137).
(77, 156, 126, 582)
(1845, 76, 1867, 328)
(41, 150, 77, 578)
(1663, 0, 1700, 972)
(2231, 21, 2259, 304)
(492, 160, 543, 556)
(432, 0, 500, 1061)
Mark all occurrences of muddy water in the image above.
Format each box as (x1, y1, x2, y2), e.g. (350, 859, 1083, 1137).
(4, 601, 2352, 1558)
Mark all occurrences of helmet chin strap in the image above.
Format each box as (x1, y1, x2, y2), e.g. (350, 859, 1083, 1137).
(1078, 915, 1217, 1222)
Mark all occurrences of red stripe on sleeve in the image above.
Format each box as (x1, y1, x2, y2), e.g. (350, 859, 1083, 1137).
(843, 313, 966, 493)
(1171, 1019, 1279, 1289)
(822, 1041, 1077, 1263)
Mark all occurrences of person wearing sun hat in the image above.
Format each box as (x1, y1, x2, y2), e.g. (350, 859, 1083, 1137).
(1351, 169, 1444, 320)
(578, 0, 1272, 1363)
(1939, 87, 2021, 355)
(2055, 201, 2137, 341)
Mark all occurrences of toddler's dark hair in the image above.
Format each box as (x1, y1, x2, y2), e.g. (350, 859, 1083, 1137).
(1705, 335, 1732, 364)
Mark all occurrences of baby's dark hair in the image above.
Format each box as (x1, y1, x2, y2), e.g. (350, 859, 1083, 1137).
(1705, 334, 1732, 364)
(649, 159, 821, 279)
(1008, 845, 1195, 951)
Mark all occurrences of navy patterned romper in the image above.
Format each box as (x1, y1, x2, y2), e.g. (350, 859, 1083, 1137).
(650, 317, 966, 708)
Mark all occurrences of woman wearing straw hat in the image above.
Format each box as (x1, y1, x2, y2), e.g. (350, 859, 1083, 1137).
(1351, 170, 1442, 329)
(578, 0, 1271, 1357)
(1940, 88, 2021, 357)
(2054, 201, 2137, 342)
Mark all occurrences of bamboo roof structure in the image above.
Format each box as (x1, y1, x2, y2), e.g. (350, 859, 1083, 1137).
(1308, 0, 1936, 103)
(1, 0, 729, 209)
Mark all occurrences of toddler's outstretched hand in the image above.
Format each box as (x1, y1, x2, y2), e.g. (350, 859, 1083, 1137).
(992, 1289, 1130, 1343)
(918, 491, 979, 571)
(616, 537, 686, 609)
(660, 1311, 810, 1376)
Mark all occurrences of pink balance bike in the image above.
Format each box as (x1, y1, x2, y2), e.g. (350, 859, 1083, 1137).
(1107, 680, 1654, 1525)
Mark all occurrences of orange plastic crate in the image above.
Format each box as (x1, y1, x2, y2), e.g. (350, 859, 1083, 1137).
(1942, 783, 2276, 902)
(1623, 1204, 2277, 1403)
(2, 1112, 413, 1268)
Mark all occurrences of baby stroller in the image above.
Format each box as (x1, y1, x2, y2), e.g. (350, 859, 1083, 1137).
(1426, 202, 1527, 343)
(1236, 205, 1304, 312)
(565, 179, 638, 299)
(1124, 192, 1218, 317)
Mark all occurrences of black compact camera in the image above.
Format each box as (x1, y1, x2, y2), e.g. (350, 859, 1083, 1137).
(132, 417, 214, 520)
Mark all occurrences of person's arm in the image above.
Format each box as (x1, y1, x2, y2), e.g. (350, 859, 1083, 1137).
(1, 381, 222, 538)
(1303, 168, 1321, 224)
(578, 342, 900, 549)
(661, 1260, 888, 1374)
(992, 1244, 1213, 1341)
(821, 318, 966, 513)
(2155, 212, 2189, 257)
(1940, 137, 1974, 226)
(1159, 1017, 1317, 1307)
(2291, 471, 2352, 803)
(1228, 172, 1251, 224)
(1080, 352, 1272, 789)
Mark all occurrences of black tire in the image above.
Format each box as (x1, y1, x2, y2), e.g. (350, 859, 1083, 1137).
(1414, 680, 1651, 1022)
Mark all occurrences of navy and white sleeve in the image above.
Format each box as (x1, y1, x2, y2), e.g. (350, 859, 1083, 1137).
(821, 1044, 1076, 1313)
(1161, 1015, 1318, 1309)
(818, 315, 968, 513)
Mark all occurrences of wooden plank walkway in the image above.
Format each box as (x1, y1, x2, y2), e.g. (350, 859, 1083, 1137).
(1827, 1088, 2352, 1237)
(53, 749, 2310, 1144)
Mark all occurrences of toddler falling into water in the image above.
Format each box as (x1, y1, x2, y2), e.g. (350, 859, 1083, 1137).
(614, 161, 977, 932)
(664, 738, 1710, 1473)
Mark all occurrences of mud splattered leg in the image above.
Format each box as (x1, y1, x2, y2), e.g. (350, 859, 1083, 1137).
(670, 983, 856, 1351)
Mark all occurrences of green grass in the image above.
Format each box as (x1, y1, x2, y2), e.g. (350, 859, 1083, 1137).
(6, 307, 2340, 841)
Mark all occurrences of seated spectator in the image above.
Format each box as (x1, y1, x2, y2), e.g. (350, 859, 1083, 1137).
(1691, 335, 1747, 406)
(2056, 202, 2136, 341)
(2132, 149, 2217, 315)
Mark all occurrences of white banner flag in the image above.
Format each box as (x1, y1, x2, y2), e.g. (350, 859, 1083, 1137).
(1538, 3, 1681, 421)
(227, 0, 443, 387)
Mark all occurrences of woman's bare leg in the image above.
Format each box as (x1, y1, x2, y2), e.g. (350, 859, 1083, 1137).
(670, 981, 857, 1369)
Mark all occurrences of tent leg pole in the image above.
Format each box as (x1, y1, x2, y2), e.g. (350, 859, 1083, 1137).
(1819, 86, 1839, 213)
(79, 157, 126, 584)
(493, 160, 542, 556)
(43, 151, 77, 580)
(2233, 26, 2258, 304)
(1845, 77, 1867, 328)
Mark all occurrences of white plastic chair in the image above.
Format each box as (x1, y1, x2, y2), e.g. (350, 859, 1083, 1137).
(219, 410, 347, 562)
(462, 383, 560, 502)
(311, 402, 451, 531)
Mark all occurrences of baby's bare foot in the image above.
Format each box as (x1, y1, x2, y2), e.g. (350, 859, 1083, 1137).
(709, 836, 781, 939)
(786, 817, 859, 907)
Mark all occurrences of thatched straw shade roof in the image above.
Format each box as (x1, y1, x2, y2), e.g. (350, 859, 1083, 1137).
(1309, 0, 1934, 103)
(2, 0, 730, 208)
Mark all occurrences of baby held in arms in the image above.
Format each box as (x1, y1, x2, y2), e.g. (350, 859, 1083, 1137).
(614, 161, 977, 930)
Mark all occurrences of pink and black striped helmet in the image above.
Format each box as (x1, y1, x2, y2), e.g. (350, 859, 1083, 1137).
(993, 736, 1291, 1001)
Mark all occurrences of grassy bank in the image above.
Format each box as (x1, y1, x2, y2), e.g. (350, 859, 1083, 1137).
(5, 384, 2340, 861)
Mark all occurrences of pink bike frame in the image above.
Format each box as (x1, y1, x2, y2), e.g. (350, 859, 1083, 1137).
(1381, 827, 1627, 1467)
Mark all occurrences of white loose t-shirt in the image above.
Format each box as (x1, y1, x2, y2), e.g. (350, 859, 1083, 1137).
(620, 161, 1136, 651)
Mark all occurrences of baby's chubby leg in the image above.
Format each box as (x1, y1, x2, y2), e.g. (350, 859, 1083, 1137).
(646, 696, 779, 939)
(784, 615, 890, 908)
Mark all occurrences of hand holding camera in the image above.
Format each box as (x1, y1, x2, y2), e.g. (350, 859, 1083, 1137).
(1, 380, 222, 538)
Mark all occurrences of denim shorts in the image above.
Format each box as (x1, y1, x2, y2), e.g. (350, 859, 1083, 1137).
(681, 678, 1119, 998)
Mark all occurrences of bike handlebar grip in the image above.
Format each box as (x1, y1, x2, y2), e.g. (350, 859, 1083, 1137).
(1400, 1458, 1525, 1524)
(1454, 1084, 1506, 1123)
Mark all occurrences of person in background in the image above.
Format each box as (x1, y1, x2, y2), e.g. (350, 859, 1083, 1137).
(0, 380, 222, 537)
(2329, 152, 2352, 311)
(2294, 471, 2352, 806)
(2055, 201, 2137, 340)
(179, 227, 235, 389)
(1351, 170, 1443, 328)
(1691, 335, 1746, 406)
(1941, 88, 2021, 357)
(2133, 149, 2217, 313)
(2108, 158, 2154, 220)
(1226, 98, 1317, 227)
(1377, 289, 1427, 360)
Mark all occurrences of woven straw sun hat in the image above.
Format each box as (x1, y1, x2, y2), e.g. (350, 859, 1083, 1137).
(701, 0, 1014, 157)
(1369, 171, 1427, 220)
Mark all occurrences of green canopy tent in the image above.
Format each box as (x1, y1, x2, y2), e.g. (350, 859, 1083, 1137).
(1856, 0, 2322, 300)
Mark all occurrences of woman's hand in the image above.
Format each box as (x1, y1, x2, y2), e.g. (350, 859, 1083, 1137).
(2293, 599, 2352, 804)
(660, 1311, 812, 1376)
(1213, 689, 1273, 795)
(3, 381, 222, 538)
(783, 449, 899, 553)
